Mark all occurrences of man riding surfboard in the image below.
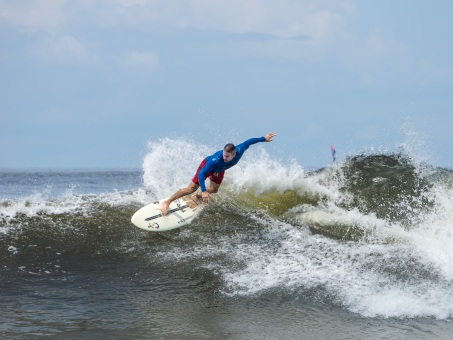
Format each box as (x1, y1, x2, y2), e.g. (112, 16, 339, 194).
(160, 132, 276, 215)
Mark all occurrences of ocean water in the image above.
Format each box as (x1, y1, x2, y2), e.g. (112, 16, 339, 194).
(1, 138, 453, 339)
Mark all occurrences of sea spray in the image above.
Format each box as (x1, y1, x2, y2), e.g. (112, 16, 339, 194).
(2, 140, 453, 319)
(139, 138, 453, 318)
(142, 138, 211, 199)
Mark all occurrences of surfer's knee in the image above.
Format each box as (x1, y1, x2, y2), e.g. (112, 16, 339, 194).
(186, 183, 199, 193)
(208, 184, 220, 193)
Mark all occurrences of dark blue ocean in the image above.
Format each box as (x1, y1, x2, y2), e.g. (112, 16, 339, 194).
(1, 140, 453, 339)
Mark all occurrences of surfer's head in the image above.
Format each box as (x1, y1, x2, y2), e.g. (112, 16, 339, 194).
(223, 143, 236, 162)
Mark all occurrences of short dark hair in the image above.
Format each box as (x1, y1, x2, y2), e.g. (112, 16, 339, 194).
(224, 143, 236, 153)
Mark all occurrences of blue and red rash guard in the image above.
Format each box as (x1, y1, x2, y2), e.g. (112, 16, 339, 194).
(196, 137, 266, 192)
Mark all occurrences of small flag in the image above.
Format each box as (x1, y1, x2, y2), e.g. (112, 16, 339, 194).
(330, 145, 336, 162)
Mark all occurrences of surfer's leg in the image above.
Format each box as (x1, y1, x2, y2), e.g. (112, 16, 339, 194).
(206, 182, 221, 194)
(190, 182, 220, 204)
(206, 172, 223, 194)
(161, 183, 199, 215)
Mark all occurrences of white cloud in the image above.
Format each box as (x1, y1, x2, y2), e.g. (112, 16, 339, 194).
(31, 35, 99, 64)
(102, 0, 355, 41)
(91, 0, 357, 63)
(4, 0, 448, 85)
(190, 0, 354, 41)
(2, 1, 356, 61)
(0, 0, 65, 33)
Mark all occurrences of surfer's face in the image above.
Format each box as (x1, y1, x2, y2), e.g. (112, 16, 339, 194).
(223, 150, 236, 162)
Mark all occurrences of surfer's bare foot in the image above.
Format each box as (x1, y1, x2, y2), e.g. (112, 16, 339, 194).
(160, 201, 170, 216)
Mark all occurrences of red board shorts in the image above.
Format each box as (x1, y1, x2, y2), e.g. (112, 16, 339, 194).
(191, 159, 225, 186)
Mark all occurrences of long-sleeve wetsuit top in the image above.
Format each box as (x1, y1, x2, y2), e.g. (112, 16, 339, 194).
(198, 136, 266, 192)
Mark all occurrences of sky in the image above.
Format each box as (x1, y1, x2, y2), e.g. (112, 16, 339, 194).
(1, 0, 452, 169)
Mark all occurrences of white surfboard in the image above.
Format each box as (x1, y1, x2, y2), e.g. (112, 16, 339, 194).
(131, 194, 201, 232)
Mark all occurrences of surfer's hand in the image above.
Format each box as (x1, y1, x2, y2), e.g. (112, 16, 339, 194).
(202, 191, 210, 203)
(265, 132, 276, 142)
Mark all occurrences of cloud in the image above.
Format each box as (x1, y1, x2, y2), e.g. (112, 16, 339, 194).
(102, 0, 355, 41)
(188, 0, 355, 42)
(95, 0, 356, 62)
(4, 0, 448, 87)
(0, 0, 65, 33)
(31, 35, 99, 64)
(2, 1, 356, 59)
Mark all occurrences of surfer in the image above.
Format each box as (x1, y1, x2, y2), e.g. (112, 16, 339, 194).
(160, 132, 276, 215)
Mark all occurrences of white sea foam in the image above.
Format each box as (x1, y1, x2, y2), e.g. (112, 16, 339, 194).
(142, 138, 211, 199)
(142, 138, 453, 319)
(214, 226, 453, 318)
(226, 149, 306, 194)
(0, 187, 150, 237)
(1, 138, 441, 319)
(142, 137, 311, 198)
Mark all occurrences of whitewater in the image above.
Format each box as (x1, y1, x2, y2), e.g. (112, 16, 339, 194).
(1, 138, 453, 339)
